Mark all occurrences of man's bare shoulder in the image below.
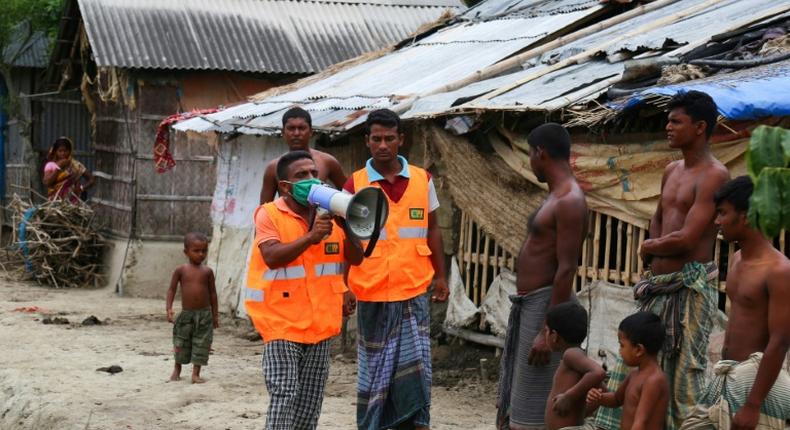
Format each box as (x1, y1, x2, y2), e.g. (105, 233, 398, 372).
(701, 158, 729, 183)
(555, 186, 587, 214)
(664, 160, 683, 175)
(310, 148, 340, 163)
(767, 251, 790, 283)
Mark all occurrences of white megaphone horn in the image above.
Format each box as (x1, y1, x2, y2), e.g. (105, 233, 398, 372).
(307, 184, 388, 240)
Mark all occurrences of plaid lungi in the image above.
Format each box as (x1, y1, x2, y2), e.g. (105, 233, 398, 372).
(262, 339, 331, 430)
(679, 352, 790, 430)
(595, 261, 718, 430)
(357, 293, 432, 430)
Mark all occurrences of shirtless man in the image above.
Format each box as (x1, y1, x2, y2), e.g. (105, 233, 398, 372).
(595, 90, 730, 430)
(680, 176, 790, 430)
(497, 123, 588, 430)
(166, 232, 219, 384)
(259, 107, 346, 203)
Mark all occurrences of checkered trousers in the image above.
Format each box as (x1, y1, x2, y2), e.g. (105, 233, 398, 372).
(262, 339, 331, 430)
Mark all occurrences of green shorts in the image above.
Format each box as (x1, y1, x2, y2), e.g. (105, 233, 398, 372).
(173, 308, 213, 366)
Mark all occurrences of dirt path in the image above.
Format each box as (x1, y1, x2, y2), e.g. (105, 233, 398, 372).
(0, 279, 496, 429)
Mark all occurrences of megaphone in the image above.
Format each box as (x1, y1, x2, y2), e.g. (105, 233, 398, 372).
(307, 184, 388, 240)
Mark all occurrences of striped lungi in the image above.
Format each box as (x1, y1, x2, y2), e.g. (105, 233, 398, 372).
(595, 261, 719, 430)
(497, 286, 578, 429)
(679, 352, 790, 430)
(356, 293, 432, 430)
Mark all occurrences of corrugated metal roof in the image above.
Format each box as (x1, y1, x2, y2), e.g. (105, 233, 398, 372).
(461, 0, 600, 22)
(174, 0, 789, 136)
(2, 24, 49, 68)
(173, 0, 605, 133)
(543, 0, 787, 61)
(78, 0, 464, 73)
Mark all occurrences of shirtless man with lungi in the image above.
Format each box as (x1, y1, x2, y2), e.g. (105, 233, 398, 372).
(679, 176, 790, 430)
(497, 123, 588, 430)
(595, 90, 730, 430)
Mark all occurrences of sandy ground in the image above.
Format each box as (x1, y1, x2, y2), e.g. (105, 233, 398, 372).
(0, 279, 497, 429)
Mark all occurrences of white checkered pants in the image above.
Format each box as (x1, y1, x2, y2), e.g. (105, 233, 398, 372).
(262, 339, 331, 430)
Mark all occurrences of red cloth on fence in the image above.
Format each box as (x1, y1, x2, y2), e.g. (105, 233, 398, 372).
(154, 109, 218, 173)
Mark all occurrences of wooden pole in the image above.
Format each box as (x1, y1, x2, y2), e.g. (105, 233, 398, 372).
(625, 223, 633, 286)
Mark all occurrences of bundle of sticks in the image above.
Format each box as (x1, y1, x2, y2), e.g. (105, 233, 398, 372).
(5, 195, 104, 288)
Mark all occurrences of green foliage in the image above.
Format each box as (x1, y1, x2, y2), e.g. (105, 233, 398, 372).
(745, 125, 790, 237)
(0, 0, 64, 52)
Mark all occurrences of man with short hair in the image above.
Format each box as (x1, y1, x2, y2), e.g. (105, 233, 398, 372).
(245, 150, 361, 429)
(344, 109, 448, 430)
(497, 123, 588, 430)
(259, 107, 347, 204)
(680, 176, 790, 430)
(595, 90, 730, 430)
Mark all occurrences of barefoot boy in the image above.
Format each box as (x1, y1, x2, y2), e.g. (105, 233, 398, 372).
(588, 312, 669, 430)
(544, 302, 606, 430)
(166, 232, 219, 384)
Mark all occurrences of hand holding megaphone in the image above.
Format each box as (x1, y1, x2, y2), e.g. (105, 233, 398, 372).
(307, 212, 333, 244)
(307, 184, 388, 240)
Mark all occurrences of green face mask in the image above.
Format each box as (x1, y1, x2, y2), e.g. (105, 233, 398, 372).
(283, 178, 322, 206)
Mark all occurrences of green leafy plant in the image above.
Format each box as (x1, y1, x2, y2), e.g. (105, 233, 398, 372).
(745, 125, 790, 237)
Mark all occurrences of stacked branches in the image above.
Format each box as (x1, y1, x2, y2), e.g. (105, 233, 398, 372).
(6, 195, 105, 288)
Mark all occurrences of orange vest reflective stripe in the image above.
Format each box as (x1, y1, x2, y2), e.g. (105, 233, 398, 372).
(244, 200, 347, 344)
(348, 165, 434, 302)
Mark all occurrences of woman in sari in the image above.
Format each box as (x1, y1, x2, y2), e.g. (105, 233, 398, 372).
(42, 137, 95, 203)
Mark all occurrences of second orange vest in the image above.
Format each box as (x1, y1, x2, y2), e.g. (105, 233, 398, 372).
(348, 164, 434, 302)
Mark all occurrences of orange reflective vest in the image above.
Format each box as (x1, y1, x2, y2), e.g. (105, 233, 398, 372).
(348, 165, 434, 302)
(244, 201, 347, 344)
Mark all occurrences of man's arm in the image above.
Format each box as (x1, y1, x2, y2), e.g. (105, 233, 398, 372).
(260, 214, 333, 268)
(630, 376, 666, 430)
(732, 264, 790, 430)
(648, 165, 672, 241)
(260, 162, 278, 204)
(641, 168, 728, 257)
(166, 267, 181, 322)
(208, 269, 219, 328)
(326, 155, 347, 190)
(529, 196, 587, 365)
(428, 210, 448, 302)
(551, 196, 587, 304)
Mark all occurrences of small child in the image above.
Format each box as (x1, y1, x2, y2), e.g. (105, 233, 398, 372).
(587, 311, 669, 430)
(544, 302, 606, 430)
(166, 232, 218, 384)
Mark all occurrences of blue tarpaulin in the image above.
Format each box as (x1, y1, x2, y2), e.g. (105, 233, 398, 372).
(620, 59, 790, 121)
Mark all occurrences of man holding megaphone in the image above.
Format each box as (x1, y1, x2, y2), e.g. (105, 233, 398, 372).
(343, 109, 449, 430)
(244, 150, 362, 430)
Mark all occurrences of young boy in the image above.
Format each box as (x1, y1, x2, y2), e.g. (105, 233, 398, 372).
(544, 302, 606, 430)
(166, 232, 219, 384)
(587, 312, 669, 430)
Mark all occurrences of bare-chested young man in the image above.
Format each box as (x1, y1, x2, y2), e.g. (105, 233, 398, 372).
(497, 123, 588, 430)
(679, 176, 790, 430)
(259, 107, 346, 203)
(595, 90, 730, 430)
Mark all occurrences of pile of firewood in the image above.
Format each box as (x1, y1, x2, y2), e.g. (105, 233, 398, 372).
(5, 195, 104, 288)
